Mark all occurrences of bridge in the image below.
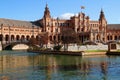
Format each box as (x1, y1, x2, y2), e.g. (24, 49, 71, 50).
(2, 41, 29, 50)
(0, 33, 41, 50)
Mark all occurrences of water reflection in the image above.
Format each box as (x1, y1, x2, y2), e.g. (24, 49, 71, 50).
(0, 51, 120, 80)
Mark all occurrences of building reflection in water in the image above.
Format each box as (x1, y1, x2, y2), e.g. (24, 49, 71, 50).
(0, 53, 31, 80)
(0, 52, 109, 80)
(100, 62, 108, 80)
(0, 76, 9, 80)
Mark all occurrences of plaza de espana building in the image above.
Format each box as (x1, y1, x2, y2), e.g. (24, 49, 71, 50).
(0, 4, 120, 45)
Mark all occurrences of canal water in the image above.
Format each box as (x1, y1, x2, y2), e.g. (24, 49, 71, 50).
(0, 51, 120, 80)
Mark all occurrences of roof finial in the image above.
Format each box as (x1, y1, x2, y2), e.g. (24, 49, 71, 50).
(101, 8, 104, 13)
(46, 2, 48, 8)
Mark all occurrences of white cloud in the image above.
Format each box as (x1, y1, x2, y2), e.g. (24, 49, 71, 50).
(59, 13, 75, 19)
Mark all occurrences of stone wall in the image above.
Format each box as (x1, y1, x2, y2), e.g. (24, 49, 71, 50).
(67, 45, 107, 51)
(66, 44, 120, 51)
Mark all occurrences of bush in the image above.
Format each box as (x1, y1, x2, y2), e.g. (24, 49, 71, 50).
(53, 45, 62, 51)
(28, 45, 41, 51)
(28, 45, 51, 51)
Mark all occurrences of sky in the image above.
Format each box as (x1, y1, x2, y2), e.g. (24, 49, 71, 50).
(0, 0, 119, 24)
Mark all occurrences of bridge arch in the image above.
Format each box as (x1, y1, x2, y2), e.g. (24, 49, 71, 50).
(4, 43, 29, 50)
(12, 44, 29, 50)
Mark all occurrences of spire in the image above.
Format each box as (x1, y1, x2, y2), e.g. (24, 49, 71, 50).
(43, 3, 51, 18)
(46, 3, 48, 8)
(99, 9, 107, 26)
(99, 8, 105, 20)
(101, 8, 103, 13)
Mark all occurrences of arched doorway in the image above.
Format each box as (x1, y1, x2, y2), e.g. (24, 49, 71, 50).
(54, 36, 56, 41)
(0, 34, 3, 41)
(110, 35, 112, 40)
(61, 36, 64, 40)
(31, 35, 34, 39)
(114, 35, 118, 40)
(5, 35, 9, 43)
(107, 35, 109, 40)
(11, 35, 15, 42)
(21, 35, 25, 42)
(36, 35, 39, 40)
(119, 36, 120, 40)
(97, 34, 100, 40)
(58, 35, 61, 41)
(49, 36, 52, 41)
(26, 35, 30, 41)
(16, 35, 20, 41)
(5, 35, 9, 41)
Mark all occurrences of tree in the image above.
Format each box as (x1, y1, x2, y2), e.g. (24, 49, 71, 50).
(39, 32, 49, 47)
(61, 28, 80, 51)
(29, 37, 40, 46)
(28, 37, 41, 51)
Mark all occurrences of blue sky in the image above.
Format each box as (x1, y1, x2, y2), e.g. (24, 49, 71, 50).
(0, 0, 119, 24)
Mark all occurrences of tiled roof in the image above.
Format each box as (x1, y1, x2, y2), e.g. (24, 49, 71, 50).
(107, 24, 120, 30)
(0, 18, 39, 27)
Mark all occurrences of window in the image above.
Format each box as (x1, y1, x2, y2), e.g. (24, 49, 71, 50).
(115, 36, 117, 40)
(110, 36, 112, 40)
(55, 28, 58, 32)
(107, 36, 109, 40)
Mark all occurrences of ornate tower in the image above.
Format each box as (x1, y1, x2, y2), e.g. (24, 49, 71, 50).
(99, 9, 107, 42)
(99, 9, 107, 25)
(43, 4, 51, 18)
(42, 4, 51, 32)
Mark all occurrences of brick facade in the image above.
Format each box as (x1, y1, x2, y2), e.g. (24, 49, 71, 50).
(0, 4, 120, 45)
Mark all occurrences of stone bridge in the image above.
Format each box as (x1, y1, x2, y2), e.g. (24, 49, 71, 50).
(2, 42, 29, 50)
